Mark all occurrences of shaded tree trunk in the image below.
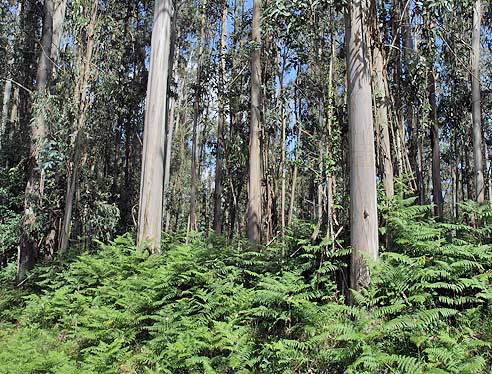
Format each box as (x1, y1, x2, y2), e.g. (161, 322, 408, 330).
(137, 0, 174, 252)
(189, 0, 207, 232)
(18, 0, 54, 281)
(371, 8, 394, 199)
(59, 0, 98, 253)
(471, 0, 484, 203)
(51, 0, 67, 78)
(347, 0, 379, 292)
(213, 1, 228, 234)
(429, 70, 443, 217)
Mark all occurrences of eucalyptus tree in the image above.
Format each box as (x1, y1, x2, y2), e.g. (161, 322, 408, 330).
(189, 0, 207, 232)
(59, 0, 99, 253)
(248, 0, 263, 242)
(18, 0, 55, 281)
(213, 0, 228, 234)
(346, 0, 378, 291)
(138, 0, 174, 252)
(471, 0, 484, 203)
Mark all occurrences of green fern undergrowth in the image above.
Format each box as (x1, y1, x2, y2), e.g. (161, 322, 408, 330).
(0, 198, 491, 373)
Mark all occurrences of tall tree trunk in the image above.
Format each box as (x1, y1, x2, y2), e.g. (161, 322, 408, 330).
(279, 53, 287, 237)
(371, 6, 394, 199)
(471, 0, 484, 203)
(137, 0, 174, 252)
(429, 70, 443, 217)
(189, 0, 207, 232)
(326, 31, 336, 241)
(163, 19, 180, 231)
(213, 1, 228, 234)
(0, 80, 12, 150)
(17, 0, 54, 282)
(248, 0, 262, 242)
(347, 0, 379, 292)
(51, 0, 67, 78)
(59, 0, 98, 253)
(288, 76, 301, 227)
(0, 2, 22, 152)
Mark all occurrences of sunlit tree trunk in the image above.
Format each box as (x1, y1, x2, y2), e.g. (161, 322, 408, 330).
(137, 0, 174, 252)
(471, 0, 484, 203)
(347, 0, 379, 292)
(248, 0, 262, 242)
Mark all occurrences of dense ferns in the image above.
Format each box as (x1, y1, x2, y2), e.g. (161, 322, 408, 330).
(0, 199, 491, 373)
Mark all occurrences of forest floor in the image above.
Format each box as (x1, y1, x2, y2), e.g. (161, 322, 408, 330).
(0, 199, 492, 373)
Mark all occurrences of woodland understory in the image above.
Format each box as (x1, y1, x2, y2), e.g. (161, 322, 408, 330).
(0, 0, 492, 372)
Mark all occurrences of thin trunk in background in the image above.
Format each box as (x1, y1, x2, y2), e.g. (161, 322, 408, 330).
(189, 0, 207, 232)
(213, 0, 228, 234)
(429, 69, 443, 217)
(247, 0, 262, 242)
(51, 0, 68, 78)
(371, 3, 394, 199)
(471, 0, 484, 203)
(163, 18, 179, 231)
(59, 0, 98, 253)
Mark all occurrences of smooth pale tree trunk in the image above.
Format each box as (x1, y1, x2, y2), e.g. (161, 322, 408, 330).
(59, 0, 97, 253)
(429, 70, 443, 217)
(326, 33, 336, 241)
(0, 80, 12, 149)
(347, 0, 379, 292)
(18, 0, 54, 281)
(163, 20, 180, 231)
(8, 87, 19, 144)
(51, 0, 67, 77)
(371, 12, 394, 199)
(189, 1, 207, 232)
(471, 0, 484, 203)
(1, 2, 23, 151)
(371, 2, 395, 199)
(248, 0, 262, 242)
(213, 1, 228, 234)
(137, 0, 173, 252)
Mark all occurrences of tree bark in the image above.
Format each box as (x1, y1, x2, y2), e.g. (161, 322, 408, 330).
(347, 0, 379, 292)
(0, 80, 12, 149)
(248, 0, 262, 242)
(471, 0, 484, 203)
(429, 70, 443, 217)
(189, 0, 207, 232)
(137, 0, 174, 252)
(213, 1, 228, 234)
(51, 0, 67, 78)
(17, 0, 54, 281)
(371, 8, 394, 199)
(0, 2, 22, 152)
(59, 0, 98, 253)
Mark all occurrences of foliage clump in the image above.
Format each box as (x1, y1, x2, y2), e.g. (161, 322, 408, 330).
(0, 200, 491, 373)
